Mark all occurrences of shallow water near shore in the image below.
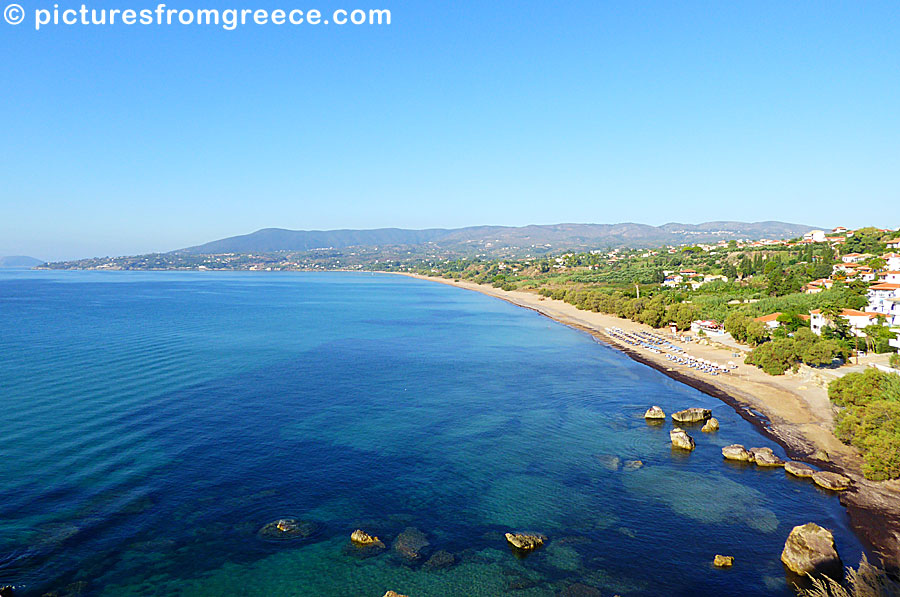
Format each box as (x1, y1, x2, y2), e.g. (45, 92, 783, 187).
(0, 271, 864, 596)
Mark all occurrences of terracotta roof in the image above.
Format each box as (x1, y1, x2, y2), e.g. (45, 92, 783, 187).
(870, 283, 900, 290)
(810, 309, 877, 318)
(753, 313, 781, 322)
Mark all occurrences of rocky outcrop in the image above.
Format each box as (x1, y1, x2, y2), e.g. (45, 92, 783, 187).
(812, 471, 852, 491)
(350, 529, 385, 548)
(781, 523, 842, 576)
(672, 408, 712, 424)
(423, 549, 455, 570)
(701, 417, 719, 433)
(713, 554, 734, 567)
(383, 592, 408, 597)
(722, 444, 752, 461)
(670, 427, 695, 451)
(750, 447, 784, 467)
(505, 532, 546, 551)
(392, 527, 430, 561)
(0, 586, 13, 597)
(785, 461, 816, 478)
(644, 405, 666, 420)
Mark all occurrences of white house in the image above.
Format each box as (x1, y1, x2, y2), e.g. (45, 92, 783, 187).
(753, 313, 782, 329)
(810, 308, 882, 337)
(803, 278, 833, 294)
(866, 283, 900, 327)
(804, 230, 827, 243)
(886, 238, 900, 249)
(883, 253, 900, 270)
(842, 253, 873, 264)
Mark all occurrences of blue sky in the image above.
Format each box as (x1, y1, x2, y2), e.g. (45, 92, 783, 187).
(1, 0, 898, 259)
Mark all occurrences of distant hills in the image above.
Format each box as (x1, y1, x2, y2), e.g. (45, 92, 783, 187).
(0, 256, 44, 268)
(179, 221, 819, 256)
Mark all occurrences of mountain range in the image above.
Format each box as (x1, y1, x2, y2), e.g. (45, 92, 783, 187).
(179, 221, 819, 256)
(0, 256, 45, 268)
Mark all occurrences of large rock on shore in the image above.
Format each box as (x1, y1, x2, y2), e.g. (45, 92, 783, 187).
(670, 428, 695, 451)
(701, 417, 719, 433)
(644, 405, 666, 420)
(672, 408, 712, 424)
(785, 461, 816, 478)
(750, 447, 784, 467)
(392, 527, 430, 561)
(781, 523, 842, 576)
(812, 471, 852, 491)
(505, 532, 546, 551)
(722, 444, 752, 461)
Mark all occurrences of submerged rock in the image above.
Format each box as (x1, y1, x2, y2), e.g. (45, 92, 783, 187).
(257, 518, 320, 541)
(701, 417, 720, 433)
(672, 408, 712, 424)
(750, 447, 784, 467)
(785, 461, 816, 478)
(505, 532, 546, 551)
(713, 554, 734, 567)
(623, 460, 644, 471)
(722, 444, 752, 461)
(644, 405, 666, 420)
(812, 471, 852, 491)
(558, 583, 603, 597)
(392, 527, 430, 561)
(781, 523, 841, 576)
(0, 586, 13, 597)
(350, 529, 385, 548)
(595, 454, 621, 471)
(670, 427, 695, 451)
(423, 549, 455, 570)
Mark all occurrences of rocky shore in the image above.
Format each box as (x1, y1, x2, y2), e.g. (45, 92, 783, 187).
(398, 273, 900, 570)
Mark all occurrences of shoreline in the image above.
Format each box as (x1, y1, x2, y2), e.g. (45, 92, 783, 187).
(396, 272, 900, 570)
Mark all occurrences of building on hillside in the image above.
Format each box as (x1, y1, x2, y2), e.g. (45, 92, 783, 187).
(886, 238, 900, 249)
(866, 283, 900, 327)
(826, 236, 847, 244)
(842, 252, 873, 264)
(804, 230, 827, 243)
(832, 226, 848, 234)
(803, 278, 833, 294)
(662, 274, 684, 287)
(880, 271, 900, 284)
(809, 309, 882, 337)
(883, 253, 900, 270)
(753, 313, 782, 329)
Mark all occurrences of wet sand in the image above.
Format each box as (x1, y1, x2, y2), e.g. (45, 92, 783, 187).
(401, 273, 900, 569)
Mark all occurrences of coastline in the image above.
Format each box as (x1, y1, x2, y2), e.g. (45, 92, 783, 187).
(397, 272, 900, 570)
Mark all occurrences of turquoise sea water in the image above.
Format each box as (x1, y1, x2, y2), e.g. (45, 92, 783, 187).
(0, 271, 864, 596)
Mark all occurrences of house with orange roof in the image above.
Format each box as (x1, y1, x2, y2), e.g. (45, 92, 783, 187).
(803, 278, 833, 294)
(886, 238, 900, 249)
(866, 283, 900, 327)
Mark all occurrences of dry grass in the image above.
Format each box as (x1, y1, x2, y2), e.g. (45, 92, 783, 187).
(799, 556, 900, 597)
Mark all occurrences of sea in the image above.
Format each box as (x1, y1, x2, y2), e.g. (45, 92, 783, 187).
(0, 270, 864, 596)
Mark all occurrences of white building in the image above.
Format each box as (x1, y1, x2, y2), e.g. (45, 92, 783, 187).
(883, 253, 900, 270)
(866, 283, 900, 327)
(886, 238, 900, 249)
(809, 308, 882, 337)
(804, 230, 827, 243)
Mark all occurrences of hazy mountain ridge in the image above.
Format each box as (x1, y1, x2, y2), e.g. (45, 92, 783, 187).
(0, 256, 45, 268)
(179, 221, 819, 255)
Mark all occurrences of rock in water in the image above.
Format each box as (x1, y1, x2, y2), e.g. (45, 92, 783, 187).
(713, 554, 734, 567)
(423, 549, 456, 570)
(392, 527, 430, 561)
(505, 532, 546, 551)
(701, 417, 720, 432)
(672, 408, 712, 424)
(781, 523, 842, 576)
(722, 444, 752, 461)
(623, 460, 644, 471)
(785, 461, 816, 478)
(350, 529, 384, 548)
(383, 592, 408, 597)
(644, 405, 666, 420)
(670, 427, 695, 451)
(750, 447, 784, 467)
(595, 454, 621, 471)
(812, 471, 852, 491)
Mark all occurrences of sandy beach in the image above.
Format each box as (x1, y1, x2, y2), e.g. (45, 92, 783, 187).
(402, 273, 900, 569)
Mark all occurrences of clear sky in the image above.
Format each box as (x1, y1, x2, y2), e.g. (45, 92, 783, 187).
(1, 0, 898, 260)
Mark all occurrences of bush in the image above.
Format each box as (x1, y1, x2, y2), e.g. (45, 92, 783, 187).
(830, 370, 900, 480)
(799, 554, 900, 597)
(892, 353, 900, 369)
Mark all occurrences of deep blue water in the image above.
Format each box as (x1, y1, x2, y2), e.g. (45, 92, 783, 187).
(0, 270, 864, 596)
